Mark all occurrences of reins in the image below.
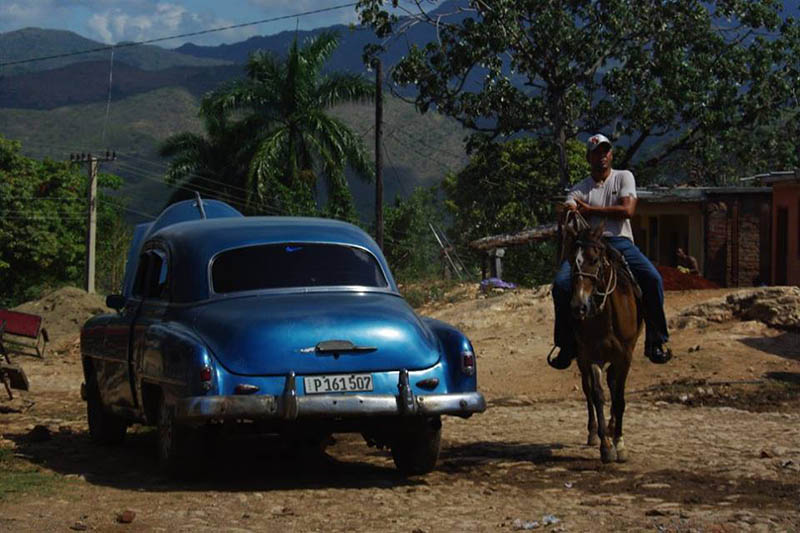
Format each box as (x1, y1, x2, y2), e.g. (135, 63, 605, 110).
(575, 256, 617, 312)
(564, 210, 618, 313)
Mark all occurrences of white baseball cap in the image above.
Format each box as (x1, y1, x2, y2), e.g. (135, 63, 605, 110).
(586, 133, 612, 152)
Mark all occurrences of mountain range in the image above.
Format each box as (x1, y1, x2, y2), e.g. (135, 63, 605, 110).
(0, 3, 470, 222)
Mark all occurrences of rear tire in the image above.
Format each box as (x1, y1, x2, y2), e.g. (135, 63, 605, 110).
(391, 416, 442, 476)
(156, 396, 197, 478)
(86, 375, 127, 445)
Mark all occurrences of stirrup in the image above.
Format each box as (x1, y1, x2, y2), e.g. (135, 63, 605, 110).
(547, 346, 574, 370)
(645, 343, 672, 364)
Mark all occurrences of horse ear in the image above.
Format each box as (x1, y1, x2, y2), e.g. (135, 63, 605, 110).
(591, 223, 605, 240)
(565, 224, 577, 237)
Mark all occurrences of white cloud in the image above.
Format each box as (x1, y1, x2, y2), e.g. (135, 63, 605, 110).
(0, 0, 360, 46)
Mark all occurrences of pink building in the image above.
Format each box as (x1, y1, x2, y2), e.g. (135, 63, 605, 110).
(763, 170, 800, 285)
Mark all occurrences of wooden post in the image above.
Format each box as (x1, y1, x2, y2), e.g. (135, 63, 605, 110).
(86, 156, 98, 294)
(489, 248, 505, 279)
(71, 151, 115, 294)
(374, 59, 383, 250)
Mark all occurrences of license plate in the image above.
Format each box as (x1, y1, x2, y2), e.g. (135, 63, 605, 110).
(303, 373, 373, 394)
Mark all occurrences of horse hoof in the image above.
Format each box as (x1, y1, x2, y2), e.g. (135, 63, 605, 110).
(600, 446, 617, 463)
(616, 448, 628, 463)
(587, 435, 599, 446)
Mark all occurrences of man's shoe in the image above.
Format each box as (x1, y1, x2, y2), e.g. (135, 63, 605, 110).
(645, 343, 672, 364)
(547, 348, 575, 370)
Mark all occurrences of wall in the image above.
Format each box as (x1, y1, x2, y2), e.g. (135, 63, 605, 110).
(772, 181, 800, 285)
(705, 192, 772, 287)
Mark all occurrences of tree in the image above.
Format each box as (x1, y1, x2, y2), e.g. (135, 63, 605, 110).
(0, 136, 127, 306)
(158, 114, 255, 213)
(199, 31, 376, 219)
(382, 186, 446, 281)
(358, 0, 799, 184)
(442, 137, 588, 286)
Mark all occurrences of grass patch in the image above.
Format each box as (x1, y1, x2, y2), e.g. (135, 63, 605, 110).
(0, 447, 60, 501)
(399, 279, 470, 309)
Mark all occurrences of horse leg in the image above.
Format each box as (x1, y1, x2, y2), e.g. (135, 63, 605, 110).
(610, 360, 631, 463)
(580, 361, 598, 446)
(590, 363, 616, 463)
(606, 363, 616, 438)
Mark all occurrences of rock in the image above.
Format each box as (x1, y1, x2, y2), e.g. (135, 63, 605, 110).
(27, 425, 51, 442)
(541, 515, 560, 525)
(70, 522, 88, 531)
(760, 450, 772, 459)
(640, 483, 671, 490)
(117, 510, 136, 524)
(511, 518, 539, 530)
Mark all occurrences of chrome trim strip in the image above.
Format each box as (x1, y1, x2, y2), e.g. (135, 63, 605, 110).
(174, 392, 486, 422)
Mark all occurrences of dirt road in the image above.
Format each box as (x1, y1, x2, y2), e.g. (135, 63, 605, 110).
(1, 286, 798, 532)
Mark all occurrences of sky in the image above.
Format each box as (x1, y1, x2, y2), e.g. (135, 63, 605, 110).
(0, 0, 367, 47)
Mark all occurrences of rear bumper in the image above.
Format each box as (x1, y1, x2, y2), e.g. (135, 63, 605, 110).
(174, 370, 486, 422)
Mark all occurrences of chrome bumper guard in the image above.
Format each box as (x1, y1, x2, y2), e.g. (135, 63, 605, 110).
(175, 369, 486, 422)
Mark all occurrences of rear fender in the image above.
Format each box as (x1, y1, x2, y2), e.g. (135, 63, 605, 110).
(136, 322, 218, 408)
(420, 317, 477, 393)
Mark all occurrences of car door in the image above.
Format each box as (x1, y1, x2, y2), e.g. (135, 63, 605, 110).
(98, 251, 152, 410)
(129, 246, 172, 405)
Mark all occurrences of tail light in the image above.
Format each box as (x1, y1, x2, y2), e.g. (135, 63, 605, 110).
(461, 349, 476, 376)
(200, 365, 213, 391)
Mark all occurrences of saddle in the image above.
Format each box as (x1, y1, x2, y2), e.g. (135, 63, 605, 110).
(603, 244, 643, 301)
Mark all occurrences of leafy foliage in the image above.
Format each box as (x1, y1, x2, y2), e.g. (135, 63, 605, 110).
(0, 136, 128, 306)
(382, 186, 448, 282)
(162, 31, 376, 220)
(443, 137, 589, 286)
(358, 0, 800, 184)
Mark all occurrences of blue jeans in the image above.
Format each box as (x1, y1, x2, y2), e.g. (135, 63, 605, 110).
(552, 236, 669, 354)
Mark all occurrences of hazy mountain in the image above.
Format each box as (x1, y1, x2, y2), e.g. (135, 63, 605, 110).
(0, 61, 241, 109)
(0, 27, 231, 76)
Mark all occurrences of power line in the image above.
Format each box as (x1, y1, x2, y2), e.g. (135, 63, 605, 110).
(111, 160, 285, 216)
(0, 2, 360, 68)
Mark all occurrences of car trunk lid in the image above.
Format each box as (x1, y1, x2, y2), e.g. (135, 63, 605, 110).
(192, 292, 440, 375)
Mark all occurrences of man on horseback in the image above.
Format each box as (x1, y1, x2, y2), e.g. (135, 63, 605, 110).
(548, 133, 672, 369)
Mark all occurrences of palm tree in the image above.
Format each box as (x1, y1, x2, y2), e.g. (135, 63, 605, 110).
(201, 30, 375, 218)
(158, 114, 259, 213)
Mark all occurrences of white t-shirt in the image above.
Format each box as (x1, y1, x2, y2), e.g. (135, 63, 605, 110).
(564, 169, 637, 242)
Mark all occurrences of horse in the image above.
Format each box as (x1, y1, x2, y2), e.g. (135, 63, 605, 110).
(562, 216, 643, 463)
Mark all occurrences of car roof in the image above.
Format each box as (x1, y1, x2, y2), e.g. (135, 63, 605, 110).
(145, 216, 397, 302)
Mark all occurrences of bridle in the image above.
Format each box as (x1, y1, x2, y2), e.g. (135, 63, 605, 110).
(564, 210, 617, 314)
(572, 240, 617, 313)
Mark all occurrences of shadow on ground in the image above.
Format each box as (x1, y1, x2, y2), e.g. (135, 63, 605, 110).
(6, 430, 421, 492)
(738, 331, 800, 360)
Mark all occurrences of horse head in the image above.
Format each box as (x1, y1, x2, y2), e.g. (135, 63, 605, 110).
(566, 223, 615, 320)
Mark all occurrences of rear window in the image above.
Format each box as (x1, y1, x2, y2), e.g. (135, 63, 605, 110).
(212, 243, 389, 294)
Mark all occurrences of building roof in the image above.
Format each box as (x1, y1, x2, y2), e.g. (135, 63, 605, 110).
(637, 186, 771, 203)
(757, 169, 800, 185)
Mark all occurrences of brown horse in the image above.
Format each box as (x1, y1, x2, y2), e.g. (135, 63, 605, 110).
(564, 221, 643, 463)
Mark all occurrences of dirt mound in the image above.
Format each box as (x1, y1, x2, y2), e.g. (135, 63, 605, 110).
(12, 286, 109, 353)
(658, 265, 720, 290)
(670, 286, 800, 331)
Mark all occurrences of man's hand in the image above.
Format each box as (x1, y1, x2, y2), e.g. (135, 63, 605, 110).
(575, 198, 593, 215)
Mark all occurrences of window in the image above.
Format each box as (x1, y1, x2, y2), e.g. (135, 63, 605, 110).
(212, 243, 389, 294)
(131, 249, 170, 300)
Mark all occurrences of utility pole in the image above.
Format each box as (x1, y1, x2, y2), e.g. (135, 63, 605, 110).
(374, 58, 384, 250)
(70, 151, 116, 294)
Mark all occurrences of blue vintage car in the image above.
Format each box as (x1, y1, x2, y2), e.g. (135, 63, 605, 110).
(81, 199, 485, 476)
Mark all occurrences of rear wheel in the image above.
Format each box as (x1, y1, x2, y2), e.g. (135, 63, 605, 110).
(86, 375, 127, 445)
(391, 416, 442, 476)
(157, 396, 197, 478)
